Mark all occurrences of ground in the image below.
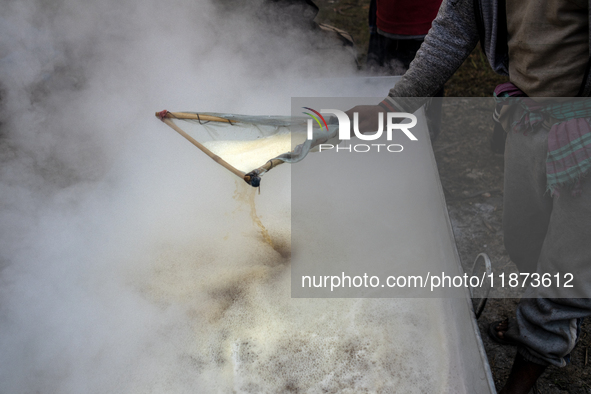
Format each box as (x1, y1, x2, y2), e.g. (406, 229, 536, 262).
(313, 0, 591, 392)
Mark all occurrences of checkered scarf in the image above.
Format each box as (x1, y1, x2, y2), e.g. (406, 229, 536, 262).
(494, 82, 591, 196)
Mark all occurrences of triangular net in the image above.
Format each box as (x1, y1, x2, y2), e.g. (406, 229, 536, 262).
(155, 110, 338, 187)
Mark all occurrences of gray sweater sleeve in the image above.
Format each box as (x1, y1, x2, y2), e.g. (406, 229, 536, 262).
(382, 0, 481, 112)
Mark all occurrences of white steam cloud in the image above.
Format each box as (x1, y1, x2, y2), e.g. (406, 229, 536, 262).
(0, 1, 467, 393)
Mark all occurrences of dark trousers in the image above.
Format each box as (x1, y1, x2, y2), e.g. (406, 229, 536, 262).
(501, 105, 591, 367)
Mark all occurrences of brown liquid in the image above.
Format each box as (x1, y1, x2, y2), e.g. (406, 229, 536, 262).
(233, 180, 274, 248)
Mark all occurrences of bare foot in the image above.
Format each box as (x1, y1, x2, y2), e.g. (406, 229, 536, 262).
(488, 318, 518, 346)
(498, 353, 547, 394)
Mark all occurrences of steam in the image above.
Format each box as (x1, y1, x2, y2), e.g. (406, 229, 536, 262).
(0, 0, 360, 391)
(0, 1, 460, 393)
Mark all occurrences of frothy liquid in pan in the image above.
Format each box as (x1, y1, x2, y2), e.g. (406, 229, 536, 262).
(139, 137, 455, 393)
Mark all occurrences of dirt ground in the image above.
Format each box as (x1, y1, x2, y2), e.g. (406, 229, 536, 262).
(312, 0, 591, 392)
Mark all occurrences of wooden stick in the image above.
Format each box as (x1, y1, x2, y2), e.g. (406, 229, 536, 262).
(255, 158, 285, 175)
(159, 117, 246, 179)
(157, 111, 237, 124)
(243, 158, 286, 186)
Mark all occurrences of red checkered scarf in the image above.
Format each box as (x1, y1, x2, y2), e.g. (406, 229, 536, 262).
(494, 82, 591, 196)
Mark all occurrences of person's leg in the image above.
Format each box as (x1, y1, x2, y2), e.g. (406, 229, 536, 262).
(500, 297, 590, 393)
(366, 0, 384, 70)
(492, 107, 551, 343)
(498, 352, 547, 394)
(503, 176, 591, 367)
(502, 116, 553, 275)
(499, 111, 591, 392)
(382, 37, 423, 73)
(493, 109, 552, 342)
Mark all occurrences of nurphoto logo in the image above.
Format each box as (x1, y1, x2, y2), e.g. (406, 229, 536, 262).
(303, 108, 418, 153)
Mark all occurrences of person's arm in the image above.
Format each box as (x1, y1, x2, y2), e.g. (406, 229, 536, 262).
(349, 0, 481, 131)
(387, 0, 480, 104)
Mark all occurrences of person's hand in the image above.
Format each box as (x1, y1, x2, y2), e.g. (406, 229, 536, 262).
(345, 105, 383, 134)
